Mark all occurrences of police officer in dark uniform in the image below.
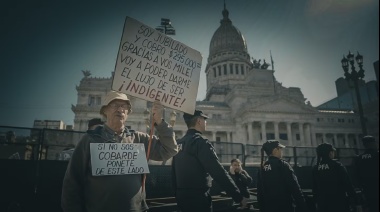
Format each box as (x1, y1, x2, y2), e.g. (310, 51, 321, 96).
(257, 140, 307, 212)
(172, 110, 248, 212)
(354, 136, 379, 212)
(312, 143, 360, 212)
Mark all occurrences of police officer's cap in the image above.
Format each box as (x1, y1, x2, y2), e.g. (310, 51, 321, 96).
(316, 143, 336, 156)
(88, 118, 103, 129)
(183, 110, 209, 122)
(262, 140, 285, 154)
(362, 135, 375, 144)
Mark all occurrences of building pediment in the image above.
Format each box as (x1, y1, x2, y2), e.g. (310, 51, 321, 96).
(240, 96, 317, 114)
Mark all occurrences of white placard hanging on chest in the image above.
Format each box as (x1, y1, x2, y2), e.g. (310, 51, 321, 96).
(90, 143, 150, 176)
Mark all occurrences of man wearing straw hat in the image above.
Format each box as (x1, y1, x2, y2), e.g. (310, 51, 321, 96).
(62, 90, 178, 212)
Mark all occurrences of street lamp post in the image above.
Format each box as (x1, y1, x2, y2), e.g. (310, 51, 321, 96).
(341, 51, 367, 136)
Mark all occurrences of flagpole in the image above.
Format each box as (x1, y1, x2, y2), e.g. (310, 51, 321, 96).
(270, 50, 274, 71)
(270, 50, 276, 94)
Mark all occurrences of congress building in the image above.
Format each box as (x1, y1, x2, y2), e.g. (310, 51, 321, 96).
(72, 5, 378, 151)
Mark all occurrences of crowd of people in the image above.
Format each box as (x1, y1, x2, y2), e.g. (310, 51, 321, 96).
(2, 91, 378, 212)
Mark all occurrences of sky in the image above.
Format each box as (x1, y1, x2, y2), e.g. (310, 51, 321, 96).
(1, 0, 378, 128)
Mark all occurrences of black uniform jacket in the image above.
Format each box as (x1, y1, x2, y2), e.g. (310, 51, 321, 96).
(172, 129, 243, 203)
(312, 158, 357, 212)
(354, 150, 379, 200)
(228, 170, 252, 198)
(257, 156, 307, 212)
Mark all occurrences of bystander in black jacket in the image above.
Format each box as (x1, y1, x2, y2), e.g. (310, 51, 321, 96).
(258, 156, 307, 212)
(172, 129, 243, 211)
(354, 136, 379, 212)
(228, 170, 252, 198)
(312, 143, 358, 212)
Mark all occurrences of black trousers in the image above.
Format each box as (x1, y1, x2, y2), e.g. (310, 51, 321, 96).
(366, 196, 379, 212)
(175, 189, 212, 212)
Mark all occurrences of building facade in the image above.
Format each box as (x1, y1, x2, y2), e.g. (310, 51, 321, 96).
(317, 60, 379, 142)
(33, 120, 66, 130)
(72, 5, 377, 149)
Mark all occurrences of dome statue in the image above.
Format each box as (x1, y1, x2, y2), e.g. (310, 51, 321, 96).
(209, 3, 248, 57)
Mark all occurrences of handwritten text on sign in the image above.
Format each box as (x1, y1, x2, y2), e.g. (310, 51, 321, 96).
(112, 16, 202, 114)
(90, 143, 149, 176)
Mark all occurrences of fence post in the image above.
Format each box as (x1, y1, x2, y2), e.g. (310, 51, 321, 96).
(336, 147, 340, 159)
(293, 146, 298, 168)
(242, 143, 246, 167)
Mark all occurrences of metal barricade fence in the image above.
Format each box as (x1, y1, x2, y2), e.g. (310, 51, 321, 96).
(336, 148, 361, 166)
(0, 126, 85, 161)
(211, 141, 245, 165)
(0, 126, 366, 211)
(245, 144, 298, 166)
(0, 126, 85, 212)
(294, 146, 317, 167)
(42, 128, 85, 160)
(0, 125, 365, 167)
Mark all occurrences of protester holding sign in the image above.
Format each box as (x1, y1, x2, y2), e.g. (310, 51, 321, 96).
(61, 91, 178, 212)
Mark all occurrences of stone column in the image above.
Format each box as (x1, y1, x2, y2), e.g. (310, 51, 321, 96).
(227, 131, 231, 143)
(344, 134, 349, 148)
(310, 124, 316, 146)
(334, 134, 338, 147)
(305, 123, 311, 146)
(261, 121, 267, 142)
(322, 133, 327, 143)
(355, 134, 361, 149)
(212, 131, 216, 142)
(287, 122, 292, 146)
(248, 122, 254, 144)
(74, 119, 79, 131)
(274, 121, 279, 140)
(299, 122, 305, 146)
(80, 120, 85, 132)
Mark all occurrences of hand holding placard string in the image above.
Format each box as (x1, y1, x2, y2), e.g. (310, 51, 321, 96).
(142, 112, 155, 192)
(142, 101, 163, 191)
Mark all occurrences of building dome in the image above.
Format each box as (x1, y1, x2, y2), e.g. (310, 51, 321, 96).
(209, 4, 248, 57)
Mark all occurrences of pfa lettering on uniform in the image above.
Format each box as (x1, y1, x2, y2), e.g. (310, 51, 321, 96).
(264, 164, 271, 171)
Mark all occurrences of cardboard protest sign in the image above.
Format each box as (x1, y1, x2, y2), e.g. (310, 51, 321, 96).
(112, 16, 202, 114)
(90, 143, 149, 176)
